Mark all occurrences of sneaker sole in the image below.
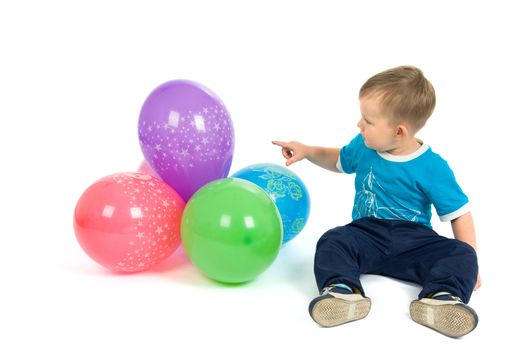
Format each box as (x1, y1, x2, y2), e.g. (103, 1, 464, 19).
(409, 300, 478, 337)
(311, 297, 371, 327)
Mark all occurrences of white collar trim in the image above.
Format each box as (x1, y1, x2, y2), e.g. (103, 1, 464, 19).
(377, 142, 429, 162)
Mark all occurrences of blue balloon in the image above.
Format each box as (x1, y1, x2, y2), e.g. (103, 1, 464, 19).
(231, 163, 310, 244)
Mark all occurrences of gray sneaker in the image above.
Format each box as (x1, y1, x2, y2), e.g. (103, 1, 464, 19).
(410, 292, 478, 337)
(308, 284, 371, 327)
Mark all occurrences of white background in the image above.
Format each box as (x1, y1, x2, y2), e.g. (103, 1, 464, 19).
(1, 0, 524, 348)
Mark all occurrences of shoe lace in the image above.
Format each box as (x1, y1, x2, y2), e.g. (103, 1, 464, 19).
(320, 286, 333, 295)
(321, 284, 353, 295)
(450, 295, 462, 302)
(432, 291, 463, 302)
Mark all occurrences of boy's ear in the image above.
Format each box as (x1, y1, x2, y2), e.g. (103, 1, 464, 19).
(395, 124, 409, 138)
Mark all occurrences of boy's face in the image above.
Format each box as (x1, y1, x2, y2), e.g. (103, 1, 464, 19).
(357, 96, 400, 152)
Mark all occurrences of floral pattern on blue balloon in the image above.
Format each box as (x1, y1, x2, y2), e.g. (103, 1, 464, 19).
(232, 163, 310, 244)
(138, 80, 235, 202)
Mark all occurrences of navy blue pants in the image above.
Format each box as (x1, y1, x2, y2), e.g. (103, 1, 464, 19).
(314, 217, 478, 303)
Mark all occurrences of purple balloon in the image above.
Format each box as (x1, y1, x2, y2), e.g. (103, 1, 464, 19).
(138, 80, 235, 201)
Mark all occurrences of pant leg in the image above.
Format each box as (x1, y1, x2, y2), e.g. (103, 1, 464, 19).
(376, 220, 478, 303)
(314, 218, 392, 296)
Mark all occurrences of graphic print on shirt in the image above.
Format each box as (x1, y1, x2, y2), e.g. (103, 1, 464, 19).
(354, 167, 422, 221)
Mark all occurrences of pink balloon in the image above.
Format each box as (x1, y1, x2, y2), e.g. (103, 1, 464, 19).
(74, 172, 185, 272)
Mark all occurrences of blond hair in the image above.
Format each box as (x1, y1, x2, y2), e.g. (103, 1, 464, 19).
(359, 66, 436, 131)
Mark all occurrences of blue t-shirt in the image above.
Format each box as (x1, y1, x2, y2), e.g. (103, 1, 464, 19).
(337, 134, 469, 227)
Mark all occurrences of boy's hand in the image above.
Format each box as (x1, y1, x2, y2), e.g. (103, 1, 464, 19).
(272, 141, 308, 166)
(474, 273, 482, 290)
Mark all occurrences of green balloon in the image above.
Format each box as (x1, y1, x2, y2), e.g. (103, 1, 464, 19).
(181, 178, 283, 284)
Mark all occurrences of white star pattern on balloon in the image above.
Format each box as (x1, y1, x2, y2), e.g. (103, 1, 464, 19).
(138, 106, 234, 175)
(111, 173, 182, 272)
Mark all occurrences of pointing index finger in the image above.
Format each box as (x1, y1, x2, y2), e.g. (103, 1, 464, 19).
(272, 140, 287, 147)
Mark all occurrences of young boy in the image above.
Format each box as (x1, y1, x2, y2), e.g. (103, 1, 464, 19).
(272, 66, 480, 338)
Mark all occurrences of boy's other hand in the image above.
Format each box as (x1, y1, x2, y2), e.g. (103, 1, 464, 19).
(272, 141, 308, 166)
(474, 273, 482, 290)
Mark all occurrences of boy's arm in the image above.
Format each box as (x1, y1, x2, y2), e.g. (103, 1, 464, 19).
(451, 212, 481, 290)
(272, 141, 340, 172)
(451, 212, 476, 249)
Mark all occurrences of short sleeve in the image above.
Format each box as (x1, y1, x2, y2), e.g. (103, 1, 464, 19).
(337, 134, 366, 174)
(426, 157, 470, 222)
